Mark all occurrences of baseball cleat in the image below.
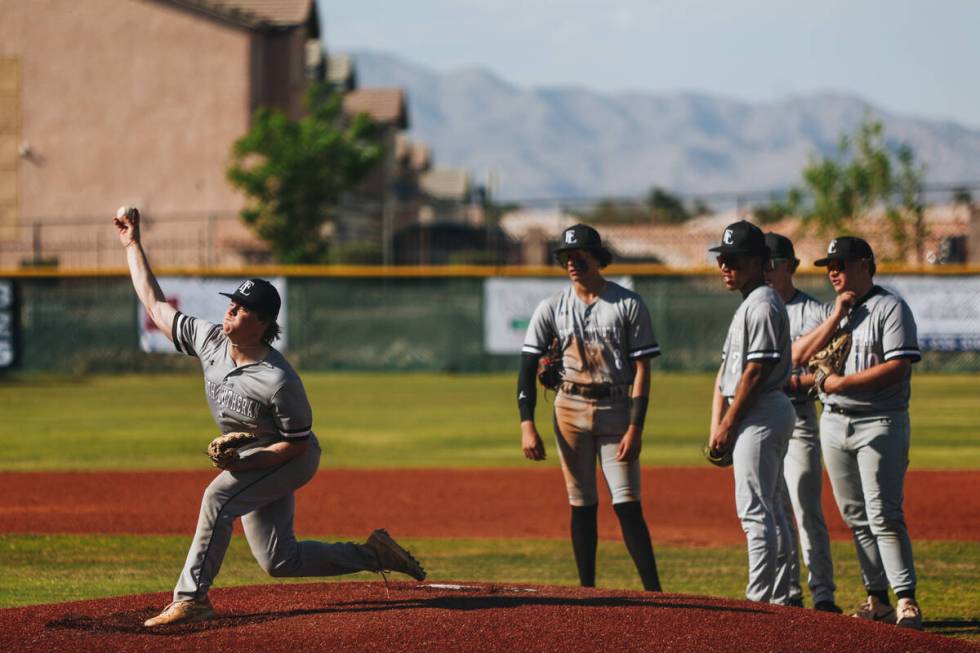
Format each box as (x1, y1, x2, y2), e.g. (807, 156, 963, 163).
(814, 600, 844, 614)
(143, 597, 215, 627)
(850, 596, 896, 624)
(895, 598, 923, 630)
(365, 528, 427, 581)
(785, 598, 805, 608)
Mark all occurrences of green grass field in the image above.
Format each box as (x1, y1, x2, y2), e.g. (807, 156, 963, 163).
(2, 372, 978, 640)
(2, 372, 978, 470)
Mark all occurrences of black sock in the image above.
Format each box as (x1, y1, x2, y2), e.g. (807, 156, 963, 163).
(570, 504, 598, 587)
(613, 501, 662, 592)
(868, 589, 891, 606)
(895, 589, 916, 602)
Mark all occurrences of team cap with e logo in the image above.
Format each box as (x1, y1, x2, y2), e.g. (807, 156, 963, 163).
(814, 236, 875, 266)
(553, 223, 611, 259)
(219, 278, 281, 319)
(709, 220, 769, 256)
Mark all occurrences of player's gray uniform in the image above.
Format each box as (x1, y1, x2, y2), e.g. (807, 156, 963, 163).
(719, 285, 795, 603)
(780, 291, 837, 605)
(171, 312, 376, 602)
(523, 282, 659, 506)
(818, 287, 920, 597)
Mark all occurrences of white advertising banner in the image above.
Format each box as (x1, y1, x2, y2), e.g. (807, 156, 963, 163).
(139, 277, 287, 353)
(484, 277, 633, 354)
(878, 275, 980, 351)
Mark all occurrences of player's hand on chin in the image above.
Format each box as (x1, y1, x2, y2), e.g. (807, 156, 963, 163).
(616, 426, 642, 462)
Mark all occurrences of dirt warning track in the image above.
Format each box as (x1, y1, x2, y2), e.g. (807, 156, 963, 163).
(2, 468, 978, 543)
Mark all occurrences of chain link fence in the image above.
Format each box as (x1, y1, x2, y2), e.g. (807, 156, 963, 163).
(5, 273, 978, 375)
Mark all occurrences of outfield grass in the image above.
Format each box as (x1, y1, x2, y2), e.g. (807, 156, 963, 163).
(1, 534, 977, 639)
(2, 372, 978, 470)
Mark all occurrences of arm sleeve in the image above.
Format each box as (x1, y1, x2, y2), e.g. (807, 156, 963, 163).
(882, 299, 921, 363)
(271, 379, 313, 440)
(517, 353, 539, 421)
(521, 299, 555, 356)
(744, 302, 782, 362)
(171, 311, 219, 358)
(626, 297, 661, 360)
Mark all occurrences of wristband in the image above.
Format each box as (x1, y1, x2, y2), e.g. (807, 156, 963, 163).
(629, 395, 649, 428)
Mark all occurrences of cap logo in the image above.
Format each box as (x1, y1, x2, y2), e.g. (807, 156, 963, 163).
(723, 229, 734, 245)
(237, 280, 255, 296)
(565, 231, 577, 245)
(828, 240, 838, 254)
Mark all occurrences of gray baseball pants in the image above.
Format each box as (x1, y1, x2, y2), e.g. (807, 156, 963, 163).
(553, 392, 640, 506)
(731, 391, 796, 604)
(779, 401, 837, 605)
(820, 408, 916, 595)
(175, 435, 376, 601)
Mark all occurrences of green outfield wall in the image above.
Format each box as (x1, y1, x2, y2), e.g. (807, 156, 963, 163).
(4, 270, 979, 374)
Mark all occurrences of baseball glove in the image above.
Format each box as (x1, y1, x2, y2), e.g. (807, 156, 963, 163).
(807, 329, 851, 394)
(702, 444, 733, 468)
(207, 431, 257, 468)
(537, 337, 564, 391)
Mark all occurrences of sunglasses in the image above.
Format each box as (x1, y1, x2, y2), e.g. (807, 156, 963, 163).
(716, 254, 743, 270)
(556, 251, 588, 267)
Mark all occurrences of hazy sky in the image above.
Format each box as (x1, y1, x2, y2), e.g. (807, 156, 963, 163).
(317, 0, 980, 129)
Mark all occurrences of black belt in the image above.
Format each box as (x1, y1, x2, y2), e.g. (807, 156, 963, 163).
(824, 404, 867, 417)
(560, 383, 629, 399)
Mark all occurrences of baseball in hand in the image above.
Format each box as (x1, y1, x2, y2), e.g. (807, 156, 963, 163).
(117, 205, 134, 220)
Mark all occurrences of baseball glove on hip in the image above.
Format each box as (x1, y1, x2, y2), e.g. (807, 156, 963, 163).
(207, 432, 257, 468)
(703, 444, 733, 468)
(807, 329, 851, 394)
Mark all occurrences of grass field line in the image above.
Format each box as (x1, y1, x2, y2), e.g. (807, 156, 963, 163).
(2, 372, 979, 470)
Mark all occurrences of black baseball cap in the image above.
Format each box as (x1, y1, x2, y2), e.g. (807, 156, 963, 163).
(764, 232, 797, 262)
(709, 220, 769, 257)
(814, 236, 875, 266)
(220, 278, 281, 319)
(553, 223, 612, 259)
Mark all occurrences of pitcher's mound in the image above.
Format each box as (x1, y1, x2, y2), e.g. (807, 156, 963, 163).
(0, 581, 972, 652)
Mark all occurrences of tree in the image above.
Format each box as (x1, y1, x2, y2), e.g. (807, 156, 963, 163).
(646, 187, 690, 224)
(227, 84, 383, 263)
(782, 115, 929, 262)
(952, 186, 973, 205)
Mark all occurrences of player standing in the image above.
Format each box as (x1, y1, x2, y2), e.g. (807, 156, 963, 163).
(707, 220, 795, 604)
(812, 236, 923, 629)
(113, 208, 425, 627)
(518, 224, 662, 591)
(764, 232, 849, 613)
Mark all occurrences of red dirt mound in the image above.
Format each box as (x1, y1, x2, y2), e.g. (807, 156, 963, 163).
(0, 582, 974, 653)
(2, 469, 979, 543)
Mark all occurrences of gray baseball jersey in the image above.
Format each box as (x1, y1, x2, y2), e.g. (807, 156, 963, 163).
(172, 312, 313, 450)
(785, 290, 832, 403)
(719, 285, 791, 398)
(522, 281, 660, 386)
(819, 286, 920, 413)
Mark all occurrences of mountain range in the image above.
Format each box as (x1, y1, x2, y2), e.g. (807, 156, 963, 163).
(352, 50, 980, 202)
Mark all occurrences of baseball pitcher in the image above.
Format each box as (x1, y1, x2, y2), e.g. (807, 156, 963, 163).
(113, 207, 425, 627)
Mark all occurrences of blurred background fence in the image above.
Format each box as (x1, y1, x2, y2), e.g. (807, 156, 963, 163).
(5, 272, 978, 375)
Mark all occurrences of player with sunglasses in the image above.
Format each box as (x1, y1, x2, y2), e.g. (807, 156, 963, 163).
(708, 220, 796, 604)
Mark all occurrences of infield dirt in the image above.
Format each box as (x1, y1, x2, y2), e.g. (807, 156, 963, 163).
(2, 468, 978, 543)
